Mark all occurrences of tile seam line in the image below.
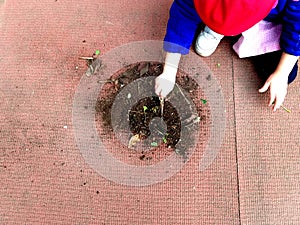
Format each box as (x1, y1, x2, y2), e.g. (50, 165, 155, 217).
(231, 56, 242, 225)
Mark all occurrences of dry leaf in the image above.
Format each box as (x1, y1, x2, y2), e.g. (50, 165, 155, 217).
(128, 134, 141, 148)
(85, 58, 102, 76)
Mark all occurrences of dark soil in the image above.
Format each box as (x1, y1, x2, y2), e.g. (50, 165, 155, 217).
(95, 62, 210, 162)
(129, 96, 180, 147)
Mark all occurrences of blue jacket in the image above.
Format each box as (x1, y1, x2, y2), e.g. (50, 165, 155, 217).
(164, 0, 300, 56)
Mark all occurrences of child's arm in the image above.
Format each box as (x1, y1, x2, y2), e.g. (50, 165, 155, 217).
(259, 52, 299, 111)
(156, 0, 201, 97)
(259, 1, 300, 111)
(155, 52, 181, 98)
(163, 0, 202, 54)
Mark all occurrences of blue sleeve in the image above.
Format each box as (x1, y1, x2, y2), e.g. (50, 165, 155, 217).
(280, 0, 300, 56)
(163, 0, 202, 55)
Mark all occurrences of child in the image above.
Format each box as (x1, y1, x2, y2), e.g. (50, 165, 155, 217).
(155, 0, 300, 112)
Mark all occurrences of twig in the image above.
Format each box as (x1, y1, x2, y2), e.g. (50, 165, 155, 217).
(79, 57, 94, 60)
(186, 119, 201, 127)
(272, 102, 291, 113)
(280, 105, 291, 113)
(159, 97, 164, 116)
(175, 83, 190, 105)
(128, 110, 144, 115)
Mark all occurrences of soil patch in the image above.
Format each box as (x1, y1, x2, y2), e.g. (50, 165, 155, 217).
(95, 62, 211, 165)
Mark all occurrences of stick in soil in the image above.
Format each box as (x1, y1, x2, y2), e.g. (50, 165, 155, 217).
(159, 97, 164, 117)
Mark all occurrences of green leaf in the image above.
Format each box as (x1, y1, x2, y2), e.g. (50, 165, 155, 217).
(163, 137, 167, 144)
(151, 142, 158, 147)
(95, 50, 100, 55)
(200, 99, 207, 104)
(151, 106, 159, 113)
(143, 106, 148, 112)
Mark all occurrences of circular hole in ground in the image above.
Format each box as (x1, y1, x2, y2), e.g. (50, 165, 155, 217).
(95, 62, 211, 166)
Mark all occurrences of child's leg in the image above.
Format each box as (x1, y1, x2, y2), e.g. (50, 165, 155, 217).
(195, 26, 224, 57)
(251, 51, 298, 84)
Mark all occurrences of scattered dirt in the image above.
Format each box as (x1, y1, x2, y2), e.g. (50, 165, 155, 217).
(95, 62, 211, 164)
(81, 53, 102, 76)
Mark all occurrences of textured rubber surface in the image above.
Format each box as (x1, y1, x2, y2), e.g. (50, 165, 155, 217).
(0, 0, 299, 224)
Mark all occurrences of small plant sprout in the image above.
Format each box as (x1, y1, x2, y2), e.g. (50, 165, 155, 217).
(163, 136, 167, 144)
(143, 106, 148, 112)
(217, 63, 221, 67)
(201, 99, 207, 104)
(151, 106, 159, 113)
(95, 50, 100, 55)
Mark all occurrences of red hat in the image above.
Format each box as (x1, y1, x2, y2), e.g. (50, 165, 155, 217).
(194, 0, 276, 36)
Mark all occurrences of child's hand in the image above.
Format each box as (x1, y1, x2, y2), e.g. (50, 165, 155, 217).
(259, 72, 288, 112)
(155, 68, 177, 98)
(155, 52, 181, 98)
(259, 52, 298, 112)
